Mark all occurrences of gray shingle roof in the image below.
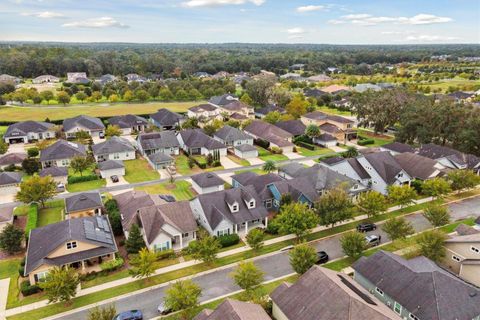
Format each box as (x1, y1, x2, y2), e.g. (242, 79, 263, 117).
(25, 216, 117, 275)
(353, 251, 480, 320)
(303, 111, 354, 124)
(92, 136, 134, 156)
(394, 152, 438, 180)
(235, 144, 257, 152)
(63, 115, 105, 132)
(39, 140, 86, 162)
(179, 129, 226, 150)
(214, 125, 252, 142)
(381, 142, 415, 154)
(65, 192, 103, 213)
(418, 143, 480, 169)
(98, 160, 124, 171)
(255, 105, 285, 116)
(0, 204, 14, 223)
(39, 166, 68, 177)
(148, 153, 174, 164)
(4, 121, 54, 138)
(274, 120, 306, 136)
(221, 100, 252, 112)
(191, 172, 224, 188)
(208, 94, 238, 106)
(108, 114, 148, 129)
(0, 153, 26, 166)
(363, 151, 403, 184)
(0, 172, 22, 185)
(150, 108, 184, 127)
(231, 172, 283, 196)
(193, 299, 271, 320)
(244, 120, 294, 148)
(138, 131, 180, 150)
(189, 104, 218, 113)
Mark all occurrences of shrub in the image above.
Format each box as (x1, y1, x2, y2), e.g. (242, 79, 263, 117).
(67, 174, 98, 184)
(269, 146, 283, 154)
(265, 219, 280, 235)
(18, 265, 25, 276)
(100, 258, 124, 272)
(20, 280, 41, 296)
(296, 141, 315, 150)
(216, 234, 240, 248)
(357, 138, 374, 146)
(27, 147, 39, 158)
(156, 249, 175, 260)
(411, 179, 424, 194)
(25, 203, 38, 240)
(293, 135, 313, 144)
(255, 139, 270, 149)
(213, 160, 221, 167)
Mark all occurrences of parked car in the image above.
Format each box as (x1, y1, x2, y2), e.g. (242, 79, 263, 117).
(159, 194, 176, 202)
(316, 251, 329, 264)
(157, 301, 172, 315)
(113, 310, 143, 320)
(356, 222, 377, 233)
(99, 132, 105, 139)
(111, 175, 119, 183)
(365, 235, 381, 247)
(56, 182, 65, 192)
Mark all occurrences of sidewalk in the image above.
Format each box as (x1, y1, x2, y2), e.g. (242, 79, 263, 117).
(0, 279, 9, 320)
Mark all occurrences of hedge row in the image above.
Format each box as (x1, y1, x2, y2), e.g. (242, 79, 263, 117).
(20, 280, 42, 296)
(296, 141, 316, 150)
(100, 257, 124, 272)
(24, 203, 38, 239)
(217, 233, 240, 248)
(68, 174, 99, 184)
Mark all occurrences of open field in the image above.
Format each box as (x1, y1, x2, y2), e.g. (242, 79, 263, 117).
(0, 101, 203, 122)
(418, 78, 480, 92)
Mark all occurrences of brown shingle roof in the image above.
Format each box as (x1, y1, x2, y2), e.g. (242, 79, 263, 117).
(193, 299, 271, 320)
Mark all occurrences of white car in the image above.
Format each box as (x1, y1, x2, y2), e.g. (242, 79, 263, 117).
(365, 234, 381, 247)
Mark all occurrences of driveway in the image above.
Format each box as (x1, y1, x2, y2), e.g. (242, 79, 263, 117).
(105, 175, 128, 188)
(248, 157, 264, 165)
(284, 152, 304, 160)
(6, 143, 25, 154)
(330, 145, 346, 153)
(220, 156, 240, 169)
(217, 172, 235, 185)
(448, 196, 480, 220)
(299, 159, 317, 167)
(0, 191, 17, 205)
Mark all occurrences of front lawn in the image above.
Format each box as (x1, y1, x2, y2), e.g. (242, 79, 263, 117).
(175, 154, 201, 176)
(227, 155, 250, 166)
(317, 105, 353, 116)
(296, 146, 334, 157)
(257, 147, 288, 162)
(37, 200, 64, 227)
(356, 129, 394, 147)
(135, 180, 196, 201)
(66, 179, 106, 193)
(124, 158, 160, 183)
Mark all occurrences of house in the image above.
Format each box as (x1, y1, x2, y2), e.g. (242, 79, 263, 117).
(208, 94, 238, 107)
(319, 156, 372, 188)
(24, 216, 117, 284)
(243, 120, 294, 153)
(125, 73, 147, 83)
(4, 121, 55, 144)
(442, 224, 480, 287)
(218, 101, 255, 120)
(234, 144, 258, 159)
(107, 114, 149, 135)
(417, 143, 480, 174)
(65, 192, 103, 219)
(39, 166, 68, 185)
(270, 265, 400, 320)
(289, 63, 305, 70)
(150, 109, 185, 130)
(190, 186, 269, 236)
(379, 142, 415, 155)
(306, 74, 332, 82)
(138, 201, 197, 251)
(353, 250, 480, 320)
(0, 205, 14, 232)
(96, 74, 117, 85)
(63, 115, 105, 139)
(187, 104, 220, 122)
(213, 125, 254, 148)
(303, 88, 327, 99)
(92, 136, 135, 162)
(254, 105, 286, 119)
(98, 160, 125, 179)
(177, 129, 227, 156)
(137, 131, 180, 156)
(321, 84, 351, 95)
(147, 153, 175, 170)
(0, 74, 21, 84)
(274, 120, 306, 137)
(394, 152, 444, 180)
(66, 72, 89, 84)
(190, 172, 224, 194)
(353, 83, 382, 92)
(194, 299, 271, 320)
(331, 98, 351, 109)
(40, 139, 87, 168)
(313, 133, 337, 148)
(193, 72, 212, 78)
(0, 172, 21, 194)
(32, 75, 59, 84)
(448, 91, 474, 102)
(300, 111, 356, 143)
(280, 73, 304, 81)
(0, 153, 26, 169)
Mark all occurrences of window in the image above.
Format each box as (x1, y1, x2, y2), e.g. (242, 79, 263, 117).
(471, 246, 480, 254)
(114, 153, 120, 159)
(265, 199, 272, 208)
(393, 302, 402, 315)
(61, 159, 69, 166)
(66, 241, 77, 250)
(182, 233, 189, 238)
(409, 313, 420, 320)
(273, 199, 280, 207)
(217, 229, 230, 237)
(375, 287, 384, 296)
(35, 271, 49, 283)
(232, 204, 238, 212)
(155, 241, 170, 252)
(248, 200, 255, 208)
(452, 255, 461, 262)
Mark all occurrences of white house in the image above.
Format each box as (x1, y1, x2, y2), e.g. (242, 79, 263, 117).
(63, 115, 105, 139)
(98, 160, 125, 178)
(190, 172, 225, 194)
(234, 144, 258, 159)
(40, 140, 87, 168)
(3, 121, 55, 144)
(177, 129, 227, 157)
(92, 136, 135, 162)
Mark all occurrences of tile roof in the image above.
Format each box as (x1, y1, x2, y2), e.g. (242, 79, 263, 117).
(353, 251, 480, 320)
(92, 136, 134, 156)
(193, 299, 271, 320)
(63, 115, 105, 132)
(108, 114, 148, 129)
(214, 125, 252, 142)
(191, 172, 224, 188)
(0, 172, 21, 185)
(179, 129, 226, 150)
(150, 108, 184, 126)
(274, 120, 306, 136)
(138, 131, 180, 150)
(39, 166, 68, 177)
(65, 192, 103, 213)
(4, 121, 53, 138)
(0, 153, 27, 166)
(40, 140, 86, 162)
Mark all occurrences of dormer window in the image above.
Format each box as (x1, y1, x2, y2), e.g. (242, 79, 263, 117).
(66, 241, 77, 250)
(248, 199, 255, 209)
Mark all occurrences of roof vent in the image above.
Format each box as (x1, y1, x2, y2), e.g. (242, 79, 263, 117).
(79, 195, 87, 200)
(469, 292, 477, 297)
(206, 173, 213, 178)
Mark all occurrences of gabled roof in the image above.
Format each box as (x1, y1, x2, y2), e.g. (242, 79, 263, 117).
(4, 121, 54, 138)
(271, 266, 399, 320)
(0, 153, 26, 166)
(189, 104, 218, 113)
(321, 85, 351, 94)
(193, 299, 271, 320)
(417, 143, 480, 169)
(221, 100, 252, 112)
(108, 114, 148, 129)
(231, 172, 283, 196)
(268, 177, 318, 203)
(244, 120, 293, 147)
(208, 94, 238, 106)
(148, 153, 174, 164)
(255, 105, 285, 116)
(40, 140, 86, 162)
(274, 120, 306, 136)
(353, 251, 480, 320)
(448, 91, 474, 100)
(303, 111, 354, 124)
(138, 131, 179, 150)
(179, 129, 226, 150)
(191, 172, 224, 188)
(446, 225, 480, 242)
(362, 151, 404, 184)
(214, 125, 252, 142)
(454, 224, 480, 236)
(63, 115, 105, 132)
(150, 109, 184, 127)
(381, 142, 415, 154)
(235, 144, 257, 152)
(0, 172, 21, 185)
(65, 192, 103, 213)
(39, 166, 68, 178)
(92, 136, 134, 156)
(304, 88, 327, 98)
(25, 216, 117, 275)
(98, 160, 124, 171)
(0, 205, 14, 223)
(394, 152, 439, 180)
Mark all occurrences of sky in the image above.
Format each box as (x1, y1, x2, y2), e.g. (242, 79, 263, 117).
(0, 0, 479, 44)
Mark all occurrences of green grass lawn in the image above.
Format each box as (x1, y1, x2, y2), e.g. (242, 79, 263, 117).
(0, 125, 8, 135)
(356, 128, 394, 147)
(37, 200, 64, 227)
(296, 146, 334, 157)
(66, 179, 106, 193)
(227, 155, 250, 166)
(418, 78, 480, 93)
(317, 105, 353, 116)
(0, 101, 201, 122)
(135, 180, 196, 201)
(234, 168, 267, 175)
(124, 158, 160, 183)
(175, 154, 201, 176)
(257, 147, 288, 162)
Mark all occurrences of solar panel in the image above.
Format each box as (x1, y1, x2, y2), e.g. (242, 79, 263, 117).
(83, 218, 113, 245)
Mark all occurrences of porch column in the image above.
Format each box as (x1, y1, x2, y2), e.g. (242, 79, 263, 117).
(245, 221, 248, 234)
(265, 217, 268, 228)
(180, 235, 183, 249)
(81, 260, 85, 270)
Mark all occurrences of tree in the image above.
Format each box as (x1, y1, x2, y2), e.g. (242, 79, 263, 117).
(135, 89, 149, 102)
(87, 305, 117, 320)
(422, 178, 451, 199)
(188, 235, 221, 264)
(286, 95, 308, 118)
(316, 186, 354, 227)
(16, 175, 57, 207)
(447, 170, 480, 191)
(105, 125, 122, 137)
(21, 158, 40, 175)
(245, 228, 265, 251)
(182, 117, 199, 129)
(74, 130, 91, 144)
(125, 224, 146, 254)
(91, 91, 102, 102)
(230, 261, 264, 298)
(263, 111, 282, 124)
(276, 203, 318, 240)
(240, 93, 254, 105)
(75, 91, 87, 103)
(130, 247, 157, 280)
(387, 185, 417, 208)
(423, 205, 450, 227)
(56, 91, 71, 105)
(357, 191, 387, 219)
(382, 217, 414, 241)
(262, 160, 276, 173)
(69, 156, 92, 176)
(342, 146, 358, 158)
(164, 280, 202, 320)
(340, 231, 367, 259)
(305, 124, 320, 138)
(245, 77, 275, 106)
(417, 230, 446, 262)
(123, 90, 134, 102)
(0, 140, 7, 155)
(40, 90, 54, 104)
(289, 243, 317, 274)
(39, 266, 80, 304)
(0, 223, 24, 255)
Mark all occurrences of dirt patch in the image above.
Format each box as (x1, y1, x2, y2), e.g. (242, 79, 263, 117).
(14, 215, 27, 231)
(165, 184, 176, 190)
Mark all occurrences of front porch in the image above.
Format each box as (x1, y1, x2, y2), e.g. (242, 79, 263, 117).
(234, 217, 268, 236)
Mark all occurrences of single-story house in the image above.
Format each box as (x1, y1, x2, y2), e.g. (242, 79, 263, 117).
(190, 172, 224, 194)
(125, 73, 147, 83)
(40, 140, 87, 168)
(147, 152, 174, 170)
(353, 83, 382, 92)
(304, 88, 328, 99)
(194, 299, 271, 320)
(92, 136, 135, 162)
(107, 114, 149, 135)
(274, 120, 306, 137)
(213, 125, 254, 148)
(98, 160, 125, 178)
(0, 205, 14, 233)
(63, 115, 105, 139)
(313, 133, 337, 148)
(254, 104, 285, 119)
(66, 72, 89, 84)
(0, 172, 22, 193)
(379, 142, 415, 155)
(243, 120, 294, 153)
(24, 216, 117, 284)
(4, 121, 55, 144)
(321, 84, 351, 95)
(150, 109, 184, 130)
(234, 144, 258, 159)
(0, 153, 26, 169)
(177, 129, 227, 156)
(39, 166, 68, 185)
(32, 75, 59, 84)
(0, 74, 21, 84)
(96, 74, 117, 86)
(137, 131, 180, 157)
(65, 192, 103, 219)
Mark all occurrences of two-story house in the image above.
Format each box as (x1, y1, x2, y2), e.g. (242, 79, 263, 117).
(187, 104, 221, 122)
(243, 120, 294, 153)
(300, 111, 357, 143)
(417, 143, 480, 174)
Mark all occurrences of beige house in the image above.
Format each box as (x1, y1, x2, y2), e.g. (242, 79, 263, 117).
(443, 224, 480, 287)
(301, 111, 357, 143)
(24, 216, 117, 284)
(65, 192, 103, 219)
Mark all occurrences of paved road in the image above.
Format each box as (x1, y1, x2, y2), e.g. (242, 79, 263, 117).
(53, 195, 479, 320)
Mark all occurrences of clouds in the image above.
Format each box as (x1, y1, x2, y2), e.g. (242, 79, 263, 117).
(181, 0, 265, 8)
(329, 13, 452, 26)
(286, 27, 307, 39)
(296, 5, 325, 13)
(62, 17, 129, 29)
(20, 11, 65, 19)
(404, 34, 460, 42)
